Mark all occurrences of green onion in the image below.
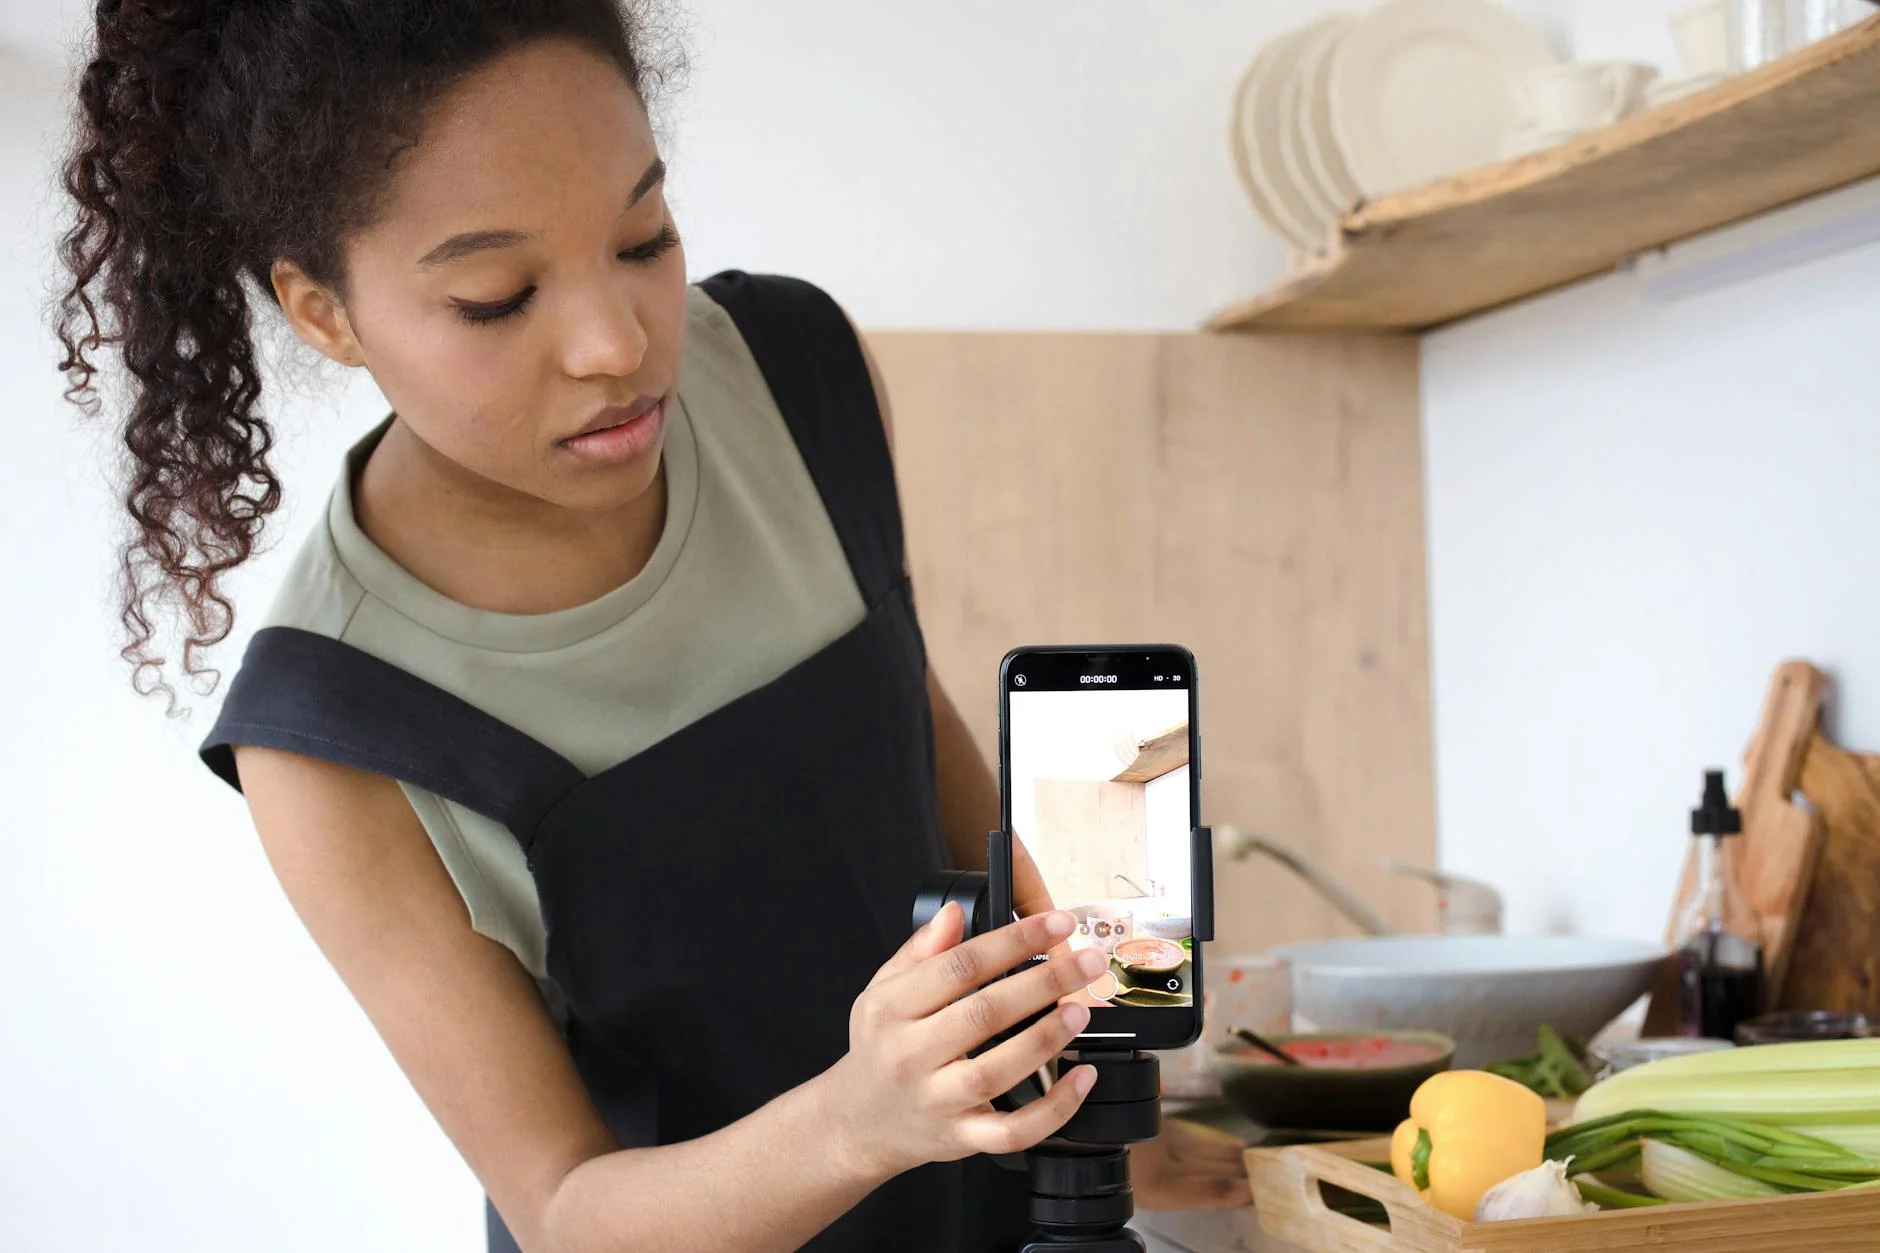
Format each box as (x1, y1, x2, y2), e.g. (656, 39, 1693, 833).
(1641, 1139, 1783, 1202)
(1547, 1040, 1880, 1207)
(1570, 1175, 1668, 1208)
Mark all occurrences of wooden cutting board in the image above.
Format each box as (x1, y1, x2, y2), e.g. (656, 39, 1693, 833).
(1779, 733, 1880, 1014)
(1642, 661, 1828, 1033)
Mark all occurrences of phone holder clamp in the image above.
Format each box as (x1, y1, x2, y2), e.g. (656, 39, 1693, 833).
(909, 828, 1215, 1252)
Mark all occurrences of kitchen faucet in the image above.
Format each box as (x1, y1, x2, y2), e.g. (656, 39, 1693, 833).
(1212, 825, 1503, 935)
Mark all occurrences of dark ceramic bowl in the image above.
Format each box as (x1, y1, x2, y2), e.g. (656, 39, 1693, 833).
(1210, 1030, 1455, 1132)
(1735, 1010, 1876, 1046)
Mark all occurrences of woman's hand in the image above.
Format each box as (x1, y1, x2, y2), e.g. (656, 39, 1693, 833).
(1129, 1116, 1254, 1211)
(820, 902, 1110, 1183)
(1011, 830, 1082, 975)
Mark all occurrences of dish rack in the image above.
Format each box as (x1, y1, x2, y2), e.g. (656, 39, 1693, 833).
(1245, 1136, 1880, 1252)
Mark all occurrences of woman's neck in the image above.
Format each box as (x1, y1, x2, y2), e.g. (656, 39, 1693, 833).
(353, 417, 667, 615)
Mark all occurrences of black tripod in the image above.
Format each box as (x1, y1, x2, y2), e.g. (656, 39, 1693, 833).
(1004, 1049, 1162, 1251)
(914, 828, 1212, 1252)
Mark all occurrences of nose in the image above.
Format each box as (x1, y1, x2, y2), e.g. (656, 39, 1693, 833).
(558, 279, 650, 381)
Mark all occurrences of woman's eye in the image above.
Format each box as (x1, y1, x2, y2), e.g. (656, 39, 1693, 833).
(454, 286, 536, 326)
(620, 223, 681, 264)
(448, 226, 675, 326)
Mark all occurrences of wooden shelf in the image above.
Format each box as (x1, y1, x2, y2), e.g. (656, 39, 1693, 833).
(1111, 723, 1190, 784)
(1208, 15, 1880, 334)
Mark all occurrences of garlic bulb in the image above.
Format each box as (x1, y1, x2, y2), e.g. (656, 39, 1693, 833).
(1473, 1159, 1597, 1221)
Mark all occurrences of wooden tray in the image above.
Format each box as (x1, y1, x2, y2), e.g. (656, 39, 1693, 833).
(1246, 1137, 1880, 1252)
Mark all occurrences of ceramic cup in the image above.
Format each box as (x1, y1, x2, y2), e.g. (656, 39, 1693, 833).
(1515, 61, 1660, 135)
(1729, 0, 1789, 69)
(1672, 0, 1738, 75)
(1158, 953, 1295, 1101)
(1784, 0, 1871, 51)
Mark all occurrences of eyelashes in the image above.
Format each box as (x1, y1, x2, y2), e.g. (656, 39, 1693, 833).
(620, 222, 682, 265)
(455, 286, 537, 325)
(453, 223, 683, 327)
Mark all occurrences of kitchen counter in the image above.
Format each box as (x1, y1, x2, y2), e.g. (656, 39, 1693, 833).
(1131, 1208, 1264, 1253)
(1122, 1099, 1311, 1253)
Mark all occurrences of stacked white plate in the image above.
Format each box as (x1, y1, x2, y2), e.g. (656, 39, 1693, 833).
(1231, 0, 1560, 266)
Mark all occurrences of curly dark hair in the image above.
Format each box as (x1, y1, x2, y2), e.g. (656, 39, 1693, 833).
(56, 0, 680, 708)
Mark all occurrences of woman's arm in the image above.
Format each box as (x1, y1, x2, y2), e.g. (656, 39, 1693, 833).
(234, 746, 1101, 1253)
(845, 315, 1057, 918)
(927, 670, 1059, 919)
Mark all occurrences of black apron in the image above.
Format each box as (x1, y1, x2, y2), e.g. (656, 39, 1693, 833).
(201, 271, 1033, 1251)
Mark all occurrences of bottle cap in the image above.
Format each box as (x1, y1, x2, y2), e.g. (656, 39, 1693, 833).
(1691, 768, 1743, 836)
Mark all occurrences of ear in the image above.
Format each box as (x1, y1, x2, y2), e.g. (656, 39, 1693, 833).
(271, 259, 366, 367)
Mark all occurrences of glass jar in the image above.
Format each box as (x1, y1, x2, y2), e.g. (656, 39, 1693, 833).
(1592, 1036, 1735, 1082)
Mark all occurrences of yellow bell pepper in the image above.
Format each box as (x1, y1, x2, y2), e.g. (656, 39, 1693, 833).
(1390, 1070, 1546, 1221)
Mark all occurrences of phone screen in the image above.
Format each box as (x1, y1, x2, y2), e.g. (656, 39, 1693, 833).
(1000, 646, 1201, 1047)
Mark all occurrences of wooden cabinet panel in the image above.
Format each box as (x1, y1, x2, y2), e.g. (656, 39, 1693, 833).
(869, 329, 1438, 953)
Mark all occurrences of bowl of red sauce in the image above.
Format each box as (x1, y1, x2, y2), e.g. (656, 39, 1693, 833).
(1211, 1031, 1455, 1132)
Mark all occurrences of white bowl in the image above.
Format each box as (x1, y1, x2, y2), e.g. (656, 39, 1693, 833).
(1267, 935, 1666, 1068)
(1140, 915, 1194, 941)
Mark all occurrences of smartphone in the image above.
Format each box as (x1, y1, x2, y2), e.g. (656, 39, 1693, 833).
(997, 645, 1205, 1050)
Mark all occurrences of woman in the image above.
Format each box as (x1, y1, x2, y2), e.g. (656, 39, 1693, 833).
(57, 2, 1249, 1249)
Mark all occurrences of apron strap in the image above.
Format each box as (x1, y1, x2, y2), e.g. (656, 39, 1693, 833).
(199, 625, 584, 843)
(697, 271, 908, 602)
(199, 270, 900, 840)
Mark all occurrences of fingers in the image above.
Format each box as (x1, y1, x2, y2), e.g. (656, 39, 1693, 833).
(923, 945, 1107, 1061)
(953, 1063, 1099, 1157)
(935, 1000, 1091, 1109)
(882, 909, 1079, 1019)
(867, 900, 966, 990)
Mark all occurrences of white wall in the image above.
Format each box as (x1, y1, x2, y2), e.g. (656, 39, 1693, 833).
(1422, 184, 1880, 943)
(0, 45, 487, 1253)
(1418, 0, 1880, 943)
(667, 0, 1320, 329)
(0, 3, 1320, 1249)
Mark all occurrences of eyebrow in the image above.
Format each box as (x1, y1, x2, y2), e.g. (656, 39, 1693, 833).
(416, 158, 668, 269)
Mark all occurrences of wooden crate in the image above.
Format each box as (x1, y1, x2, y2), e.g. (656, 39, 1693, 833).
(1246, 1137, 1880, 1252)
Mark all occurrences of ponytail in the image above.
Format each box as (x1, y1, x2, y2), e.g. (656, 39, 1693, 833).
(60, 0, 277, 706)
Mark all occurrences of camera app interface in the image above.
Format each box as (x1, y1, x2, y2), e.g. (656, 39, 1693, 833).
(1007, 662, 1195, 1009)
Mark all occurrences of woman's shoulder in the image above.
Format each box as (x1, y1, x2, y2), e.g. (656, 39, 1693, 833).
(685, 270, 865, 380)
(684, 269, 880, 438)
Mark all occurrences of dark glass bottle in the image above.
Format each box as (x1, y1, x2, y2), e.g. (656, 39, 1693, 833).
(1674, 769, 1764, 1040)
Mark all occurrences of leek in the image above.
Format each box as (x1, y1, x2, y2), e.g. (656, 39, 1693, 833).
(1549, 1039, 1880, 1207)
(1547, 1111, 1880, 1178)
(1641, 1139, 1781, 1203)
(1810, 1124, 1880, 1158)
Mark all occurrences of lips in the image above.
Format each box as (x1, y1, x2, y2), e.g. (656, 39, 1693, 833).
(559, 395, 667, 465)
(568, 394, 662, 441)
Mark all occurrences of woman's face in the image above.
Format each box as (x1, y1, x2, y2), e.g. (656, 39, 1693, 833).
(313, 38, 687, 514)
